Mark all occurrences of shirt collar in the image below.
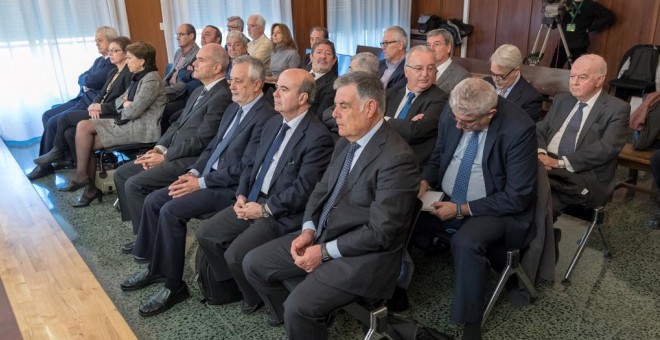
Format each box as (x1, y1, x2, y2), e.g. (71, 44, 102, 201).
(240, 93, 264, 114)
(355, 118, 384, 149)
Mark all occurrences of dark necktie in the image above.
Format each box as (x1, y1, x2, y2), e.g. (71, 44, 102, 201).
(201, 108, 244, 176)
(398, 92, 416, 120)
(192, 88, 209, 108)
(247, 123, 291, 201)
(316, 142, 361, 239)
(557, 102, 587, 157)
(445, 131, 481, 234)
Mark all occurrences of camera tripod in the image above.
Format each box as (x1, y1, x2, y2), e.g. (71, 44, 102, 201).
(524, 15, 572, 67)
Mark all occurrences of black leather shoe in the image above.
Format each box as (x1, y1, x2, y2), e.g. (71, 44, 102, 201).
(34, 147, 64, 166)
(52, 160, 75, 170)
(122, 241, 135, 254)
(71, 189, 103, 208)
(120, 268, 165, 291)
(267, 313, 283, 327)
(134, 255, 149, 264)
(57, 178, 91, 192)
(240, 301, 264, 315)
(139, 283, 190, 317)
(26, 165, 54, 180)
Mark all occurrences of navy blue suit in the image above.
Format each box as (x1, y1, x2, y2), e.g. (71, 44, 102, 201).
(195, 112, 334, 306)
(418, 98, 537, 324)
(132, 95, 276, 284)
(485, 75, 544, 122)
(379, 59, 406, 91)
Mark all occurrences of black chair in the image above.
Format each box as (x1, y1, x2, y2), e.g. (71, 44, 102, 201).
(609, 44, 659, 100)
(355, 45, 384, 60)
(282, 199, 423, 340)
(97, 142, 155, 179)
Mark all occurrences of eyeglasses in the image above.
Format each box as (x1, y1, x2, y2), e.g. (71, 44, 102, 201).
(405, 64, 436, 73)
(247, 24, 261, 29)
(108, 49, 123, 54)
(490, 67, 518, 80)
(380, 40, 398, 48)
(175, 32, 191, 38)
(451, 114, 482, 129)
(227, 25, 241, 30)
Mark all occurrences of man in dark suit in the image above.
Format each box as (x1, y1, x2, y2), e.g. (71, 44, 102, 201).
(301, 26, 328, 70)
(243, 71, 420, 338)
(118, 55, 276, 317)
(378, 26, 407, 91)
(113, 43, 233, 254)
(385, 46, 448, 166)
(195, 69, 333, 315)
(426, 28, 470, 94)
(485, 44, 543, 122)
(308, 39, 338, 119)
(537, 54, 629, 212)
(417, 78, 537, 339)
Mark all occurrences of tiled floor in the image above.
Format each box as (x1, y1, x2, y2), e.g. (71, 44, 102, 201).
(9, 142, 660, 340)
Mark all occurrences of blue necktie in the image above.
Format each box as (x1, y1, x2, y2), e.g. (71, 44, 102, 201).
(445, 131, 481, 234)
(557, 102, 587, 157)
(316, 142, 361, 239)
(398, 92, 416, 120)
(201, 108, 244, 176)
(247, 123, 290, 201)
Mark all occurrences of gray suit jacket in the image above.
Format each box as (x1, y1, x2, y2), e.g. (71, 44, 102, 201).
(537, 91, 630, 203)
(435, 60, 470, 94)
(159, 79, 232, 162)
(304, 121, 420, 299)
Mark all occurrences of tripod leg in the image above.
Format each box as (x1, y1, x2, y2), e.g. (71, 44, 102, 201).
(556, 25, 573, 67)
(530, 24, 545, 55)
(538, 25, 553, 64)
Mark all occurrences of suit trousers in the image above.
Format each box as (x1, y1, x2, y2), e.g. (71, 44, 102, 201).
(416, 212, 506, 324)
(39, 99, 82, 155)
(243, 233, 359, 340)
(115, 158, 196, 234)
(132, 185, 235, 282)
(53, 109, 90, 156)
(195, 198, 280, 306)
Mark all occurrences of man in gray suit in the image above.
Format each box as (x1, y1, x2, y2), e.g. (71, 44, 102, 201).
(243, 71, 420, 338)
(537, 54, 630, 212)
(115, 43, 232, 254)
(426, 28, 470, 94)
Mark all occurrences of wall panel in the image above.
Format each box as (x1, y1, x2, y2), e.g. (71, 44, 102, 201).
(125, 0, 168, 77)
(291, 0, 327, 57)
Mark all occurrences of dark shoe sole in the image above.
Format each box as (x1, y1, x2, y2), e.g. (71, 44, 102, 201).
(241, 301, 264, 315)
(121, 241, 135, 254)
(120, 276, 165, 292)
(139, 288, 190, 317)
(133, 256, 149, 264)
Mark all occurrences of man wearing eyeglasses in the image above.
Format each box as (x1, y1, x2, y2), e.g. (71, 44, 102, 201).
(426, 28, 470, 94)
(384, 46, 448, 167)
(484, 44, 543, 122)
(378, 26, 408, 91)
(416, 77, 537, 339)
(247, 14, 272, 72)
(537, 54, 629, 214)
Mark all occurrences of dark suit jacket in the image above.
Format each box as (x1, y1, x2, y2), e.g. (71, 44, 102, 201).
(190, 96, 276, 191)
(421, 99, 538, 248)
(159, 79, 232, 162)
(378, 59, 406, 91)
(537, 91, 630, 203)
(385, 85, 449, 166)
(303, 121, 420, 299)
(435, 61, 470, 94)
(236, 113, 333, 235)
(77, 56, 117, 107)
(310, 71, 338, 120)
(485, 75, 544, 122)
(97, 66, 132, 116)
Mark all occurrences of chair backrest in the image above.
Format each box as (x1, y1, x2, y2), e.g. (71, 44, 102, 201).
(356, 45, 384, 60)
(617, 45, 660, 82)
(336, 53, 352, 76)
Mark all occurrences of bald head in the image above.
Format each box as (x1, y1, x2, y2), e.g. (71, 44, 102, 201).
(274, 69, 316, 119)
(569, 54, 607, 102)
(192, 43, 229, 84)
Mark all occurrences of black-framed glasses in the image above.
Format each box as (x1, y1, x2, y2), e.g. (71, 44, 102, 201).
(490, 67, 518, 80)
(380, 40, 398, 48)
(175, 32, 191, 38)
(227, 25, 242, 30)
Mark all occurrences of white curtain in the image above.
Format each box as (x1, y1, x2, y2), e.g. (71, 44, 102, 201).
(327, 0, 411, 55)
(160, 0, 293, 62)
(0, 0, 128, 144)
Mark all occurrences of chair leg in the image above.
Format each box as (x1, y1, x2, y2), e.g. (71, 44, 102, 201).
(596, 224, 613, 259)
(562, 207, 608, 284)
(364, 306, 389, 340)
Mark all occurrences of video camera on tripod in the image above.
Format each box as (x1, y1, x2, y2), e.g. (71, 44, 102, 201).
(525, 0, 575, 66)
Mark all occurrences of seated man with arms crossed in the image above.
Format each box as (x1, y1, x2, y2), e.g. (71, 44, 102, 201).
(243, 71, 420, 338)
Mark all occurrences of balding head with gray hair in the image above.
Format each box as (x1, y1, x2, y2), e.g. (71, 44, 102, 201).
(450, 78, 498, 117)
(490, 44, 523, 70)
(350, 52, 380, 75)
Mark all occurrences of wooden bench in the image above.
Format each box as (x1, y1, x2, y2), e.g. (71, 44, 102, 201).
(616, 143, 654, 195)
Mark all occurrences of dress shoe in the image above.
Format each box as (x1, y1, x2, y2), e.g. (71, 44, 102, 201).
(267, 312, 283, 327)
(52, 159, 75, 170)
(71, 189, 103, 208)
(240, 300, 264, 315)
(26, 165, 54, 181)
(139, 283, 190, 317)
(134, 255, 149, 264)
(57, 178, 90, 192)
(34, 147, 64, 166)
(122, 241, 135, 254)
(120, 268, 165, 291)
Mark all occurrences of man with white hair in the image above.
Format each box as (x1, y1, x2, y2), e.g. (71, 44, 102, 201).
(378, 26, 408, 91)
(247, 14, 272, 71)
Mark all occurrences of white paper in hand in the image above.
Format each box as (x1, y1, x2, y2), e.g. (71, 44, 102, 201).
(421, 191, 445, 211)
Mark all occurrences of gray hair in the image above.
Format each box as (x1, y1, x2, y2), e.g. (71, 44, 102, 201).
(490, 44, 522, 70)
(227, 16, 244, 30)
(385, 26, 408, 47)
(249, 14, 266, 27)
(232, 55, 266, 85)
(578, 53, 608, 75)
(426, 28, 453, 50)
(334, 71, 386, 116)
(96, 26, 118, 41)
(226, 31, 249, 46)
(351, 52, 379, 75)
(405, 45, 435, 64)
(450, 78, 498, 117)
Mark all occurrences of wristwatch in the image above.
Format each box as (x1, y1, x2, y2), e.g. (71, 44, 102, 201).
(260, 204, 270, 218)
(320, 243, 332, 262)
(455, 203, 464, 220)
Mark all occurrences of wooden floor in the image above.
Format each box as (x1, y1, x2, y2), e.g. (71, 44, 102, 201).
(0, 140, 135, 339)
